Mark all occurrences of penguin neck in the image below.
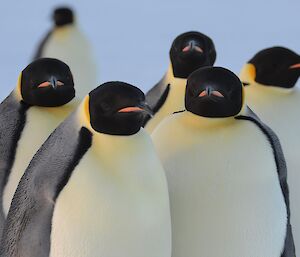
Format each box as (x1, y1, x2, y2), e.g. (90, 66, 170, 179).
(90, 127, 148, 159)
(23, 96, 78, 113)
(165, 63, 187, 84)
(40, 97, 79, 112)
(179, 111, 237, 129)
(91, 128, 147, 153)
(158, 64, 187, 112)
(52, 23, 77, 37)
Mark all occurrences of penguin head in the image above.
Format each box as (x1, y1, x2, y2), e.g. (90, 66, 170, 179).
(53, 7, 74, 27)
(169, 31, 216, 79)
(20, 58, 75, 107)
(185, 67, 243, 118)
(240, 47, 300, 89)
(87, 82, 152, 136)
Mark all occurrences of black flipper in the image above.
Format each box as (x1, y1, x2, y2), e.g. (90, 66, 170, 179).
(0, 93, 29, 237)
(235, 107, 295, 257)
(146, 75, 170, 112)
(144, 76, 170, 125)
(0, 113, 92, 257)
(32, 30, 53, 60)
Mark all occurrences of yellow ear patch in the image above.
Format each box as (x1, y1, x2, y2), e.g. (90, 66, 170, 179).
(14, 73, 23, 101)
(239, 63, 256, 84)
(78, 95, 92, 128)
(83, 95, 91, 124)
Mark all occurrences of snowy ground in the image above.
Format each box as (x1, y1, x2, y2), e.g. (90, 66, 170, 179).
(0, 0, 299, 100)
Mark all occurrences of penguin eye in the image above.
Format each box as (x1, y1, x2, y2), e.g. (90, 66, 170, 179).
(100, 102, 111, 112)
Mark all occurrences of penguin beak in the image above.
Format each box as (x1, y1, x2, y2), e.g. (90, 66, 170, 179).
(37, 76, 61, 89)
(182, 40, 203, 53)
(38, 76, 59, 89)
(242, 82, 250, 86)
(198, 87, 224, 98)
(289, 63, 300, 69)
(118, 103, 153, 117)
(49, 76, 58, 89)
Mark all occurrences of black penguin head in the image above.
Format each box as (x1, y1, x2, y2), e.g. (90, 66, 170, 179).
(169, 31, 216, 79)
(20, 58, 75, 107)
(185, 67, 243, 118)
(241, 47, 300, 88)
(88, 82, 152, 136)
(53, 7, 74, 27)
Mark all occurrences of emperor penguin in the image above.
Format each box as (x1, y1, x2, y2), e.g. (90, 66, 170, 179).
(0, 82, 172, 257)
(0, 58, 77, 236)
(152, 66, 295, 257)
(33, 7, 97, 99)
(145, 31, 216, 133)
(240, 46, 300, 252)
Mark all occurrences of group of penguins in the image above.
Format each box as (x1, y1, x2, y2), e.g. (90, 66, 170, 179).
(0, 6, 299, 257)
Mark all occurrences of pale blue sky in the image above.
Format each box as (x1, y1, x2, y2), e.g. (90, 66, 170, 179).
(0, 0, 299, 99)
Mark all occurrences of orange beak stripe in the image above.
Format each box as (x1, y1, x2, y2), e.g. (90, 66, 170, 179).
(289, 63, 300, 69)
(211, 91, 224, 97)
(57, 81, 64, 86)
(199, 90, 208, 97)
(194, 46, 203, 53)
(118, 107, 144, 113)
(199, 90, 224, 97)
(182, 45, 203, 53)
(182, 45, 191, 52)
(37, 81, 51, 88)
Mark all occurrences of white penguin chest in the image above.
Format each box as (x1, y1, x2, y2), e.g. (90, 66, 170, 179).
(3, 104, 75, 214)
(153, 116, 287, 257)
(50, 133, 171, 257)
(246, 86, 300, 251)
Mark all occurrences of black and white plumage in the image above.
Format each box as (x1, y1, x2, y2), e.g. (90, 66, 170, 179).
(0, 82, 171, 257)
(152, 67, 295, 257)
(0, 58, 76, 238)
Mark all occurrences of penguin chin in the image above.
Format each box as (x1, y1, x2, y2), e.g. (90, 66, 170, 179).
(23, 87, 75, 107)
(186, 97, 242, 118)
(254, 71, 300, 89)
(90, 112, 145, 136)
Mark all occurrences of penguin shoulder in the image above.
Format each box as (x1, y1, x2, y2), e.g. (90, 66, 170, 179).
(0, 112, 92, 256)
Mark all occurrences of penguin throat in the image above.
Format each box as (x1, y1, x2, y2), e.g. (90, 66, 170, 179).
(181, 111, 236, 128)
